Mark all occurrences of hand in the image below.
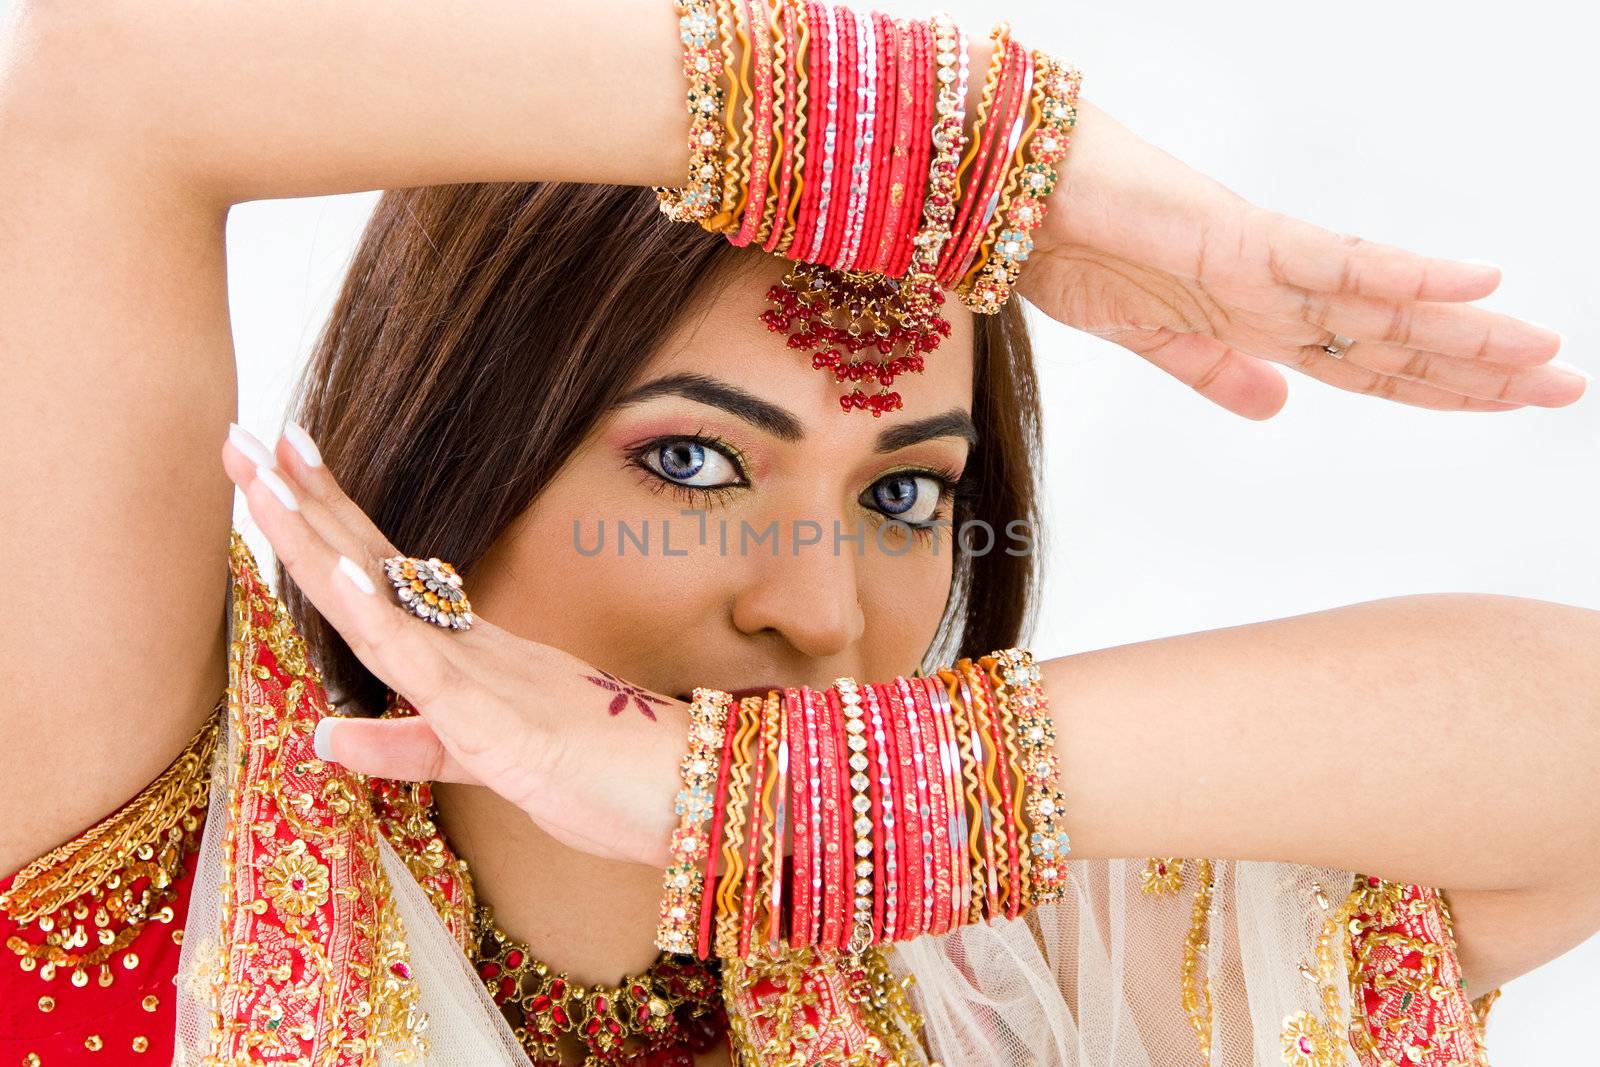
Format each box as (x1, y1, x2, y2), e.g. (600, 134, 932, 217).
(1020, 100, 1582, 419)
(221, 423, 684, 868)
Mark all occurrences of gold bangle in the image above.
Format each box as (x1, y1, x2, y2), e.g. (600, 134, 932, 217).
(714, 696, 762, 959)
(776, 0, 811, 255)
(904, 14, 969, 282)
(938, 666, 987, 926)
(656, 0, 730, 224)
(961, 658, 1009, 919)
(984, 654, 1033, 910)
(754, 0, 787, 247)
(990, 648, 1068, 906)
(962, 52, 1084, 313)
(751, 691, 783, 955)
(656, 687, 734, 954)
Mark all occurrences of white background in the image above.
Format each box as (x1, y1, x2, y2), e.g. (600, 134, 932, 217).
(211, 0, 1599, 1059)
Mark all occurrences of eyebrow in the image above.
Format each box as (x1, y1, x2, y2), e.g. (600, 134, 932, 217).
(615, 372, 977, 452)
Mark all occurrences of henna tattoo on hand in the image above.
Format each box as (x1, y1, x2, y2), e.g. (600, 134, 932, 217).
(584, 670, 671, 721)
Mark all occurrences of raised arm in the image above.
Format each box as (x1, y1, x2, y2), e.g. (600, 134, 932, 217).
(0, 0, 694, 872)
(1, 0, 1576, 875)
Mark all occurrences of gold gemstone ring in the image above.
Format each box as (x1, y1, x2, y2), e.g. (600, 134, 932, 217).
(381, 555, 474, 632)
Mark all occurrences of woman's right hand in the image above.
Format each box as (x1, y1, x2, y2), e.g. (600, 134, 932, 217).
(1020, 100, 1582, 419)
(222, 423, 689, 870)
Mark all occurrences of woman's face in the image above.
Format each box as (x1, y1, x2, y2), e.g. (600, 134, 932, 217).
(470, 254, 978, 701)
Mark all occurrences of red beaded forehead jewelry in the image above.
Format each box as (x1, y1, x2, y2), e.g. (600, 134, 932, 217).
(660, 0, 1083, 416)
(761, 267, 949, 417)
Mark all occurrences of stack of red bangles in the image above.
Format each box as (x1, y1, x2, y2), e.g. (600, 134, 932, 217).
(657, 0, 1083, 416)
(655, 648, 1070, 961)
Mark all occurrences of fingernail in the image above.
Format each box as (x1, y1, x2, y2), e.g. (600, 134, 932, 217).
(283, 421, 324, 468)
(336, 554, 377, 595)
(228, 423, 274, 467)
(1459, 257, 1501, 271)
(314, 716, 340, 762)
(1548, 359, 1592, 383)
(254, 465, 300, 512)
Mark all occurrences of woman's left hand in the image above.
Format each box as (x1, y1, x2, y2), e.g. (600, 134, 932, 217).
(1020, 100, 1584, 419)
(222, 422, 686, 869)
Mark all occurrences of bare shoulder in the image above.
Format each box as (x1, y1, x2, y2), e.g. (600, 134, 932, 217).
(0, 13, 235, 874)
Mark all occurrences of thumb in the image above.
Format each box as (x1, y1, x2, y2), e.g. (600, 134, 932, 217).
(314, 714, 481, 785)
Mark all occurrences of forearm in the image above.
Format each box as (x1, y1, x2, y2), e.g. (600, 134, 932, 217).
(15, 0, 1006, 208)
(1045, 592, 1600, 892)
(13, 0, 686, 202)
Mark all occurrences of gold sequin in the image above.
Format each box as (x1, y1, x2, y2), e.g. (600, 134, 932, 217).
(83, 1035, 102, 1052)
(36, 995, 54, 1013)
(25, 1054, 41, 1066)
(121, 952, 139, 970)
(131, 1037, 149, 1054)
(141, 993, 160, 1012)
(0, 707, 219, 983)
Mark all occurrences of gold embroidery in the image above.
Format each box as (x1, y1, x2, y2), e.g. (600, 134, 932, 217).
(1139, 857, 1185, 896)
(1179, 858, 1217, 1063)
(203, 530, 427, 1065)
(723, 944, 929, 1066)
(0, 705, 219, 986)
(1280, 1010, 1338, 1067)
(260, 839, 332, 918)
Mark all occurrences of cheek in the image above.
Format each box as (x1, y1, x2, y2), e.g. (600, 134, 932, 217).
(469, 478, 727, 658)
(855, 544, 955, 673)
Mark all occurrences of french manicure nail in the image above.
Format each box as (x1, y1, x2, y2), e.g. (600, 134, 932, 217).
(336, 554, 377, 595)
(228, 423, 274, 467)
(314, 716, 340, 762)
(283, 421, 324, 468)
(254, 465, 300, 511)
(1548, 359, 1592, 383)
(1459, 257, 1501, 271)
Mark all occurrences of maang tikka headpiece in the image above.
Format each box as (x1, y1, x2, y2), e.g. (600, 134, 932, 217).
(761, 267, 951, 417)
(657, 0, 1084, 417)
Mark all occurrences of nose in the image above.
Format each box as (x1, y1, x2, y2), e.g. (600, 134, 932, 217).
(728, 518, 867, 660)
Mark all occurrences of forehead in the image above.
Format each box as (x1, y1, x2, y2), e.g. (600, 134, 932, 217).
(646, 252, 978, 425)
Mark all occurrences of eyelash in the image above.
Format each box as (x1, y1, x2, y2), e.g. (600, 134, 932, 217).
(624, 431, 969, 538)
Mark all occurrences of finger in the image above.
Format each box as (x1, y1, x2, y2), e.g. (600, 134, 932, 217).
(313, 715, 480, 784)
(273, 420, 400, 563)
(225, 429, 385, 584)
(1108, 327, 1288, 420)
(237, 462, 475, 714)
(1263, 209, 1504, 302)
(1287, 347, 1523, 412)
(1299, 292, 1563, 367)
(1336, 341, 1589, 408)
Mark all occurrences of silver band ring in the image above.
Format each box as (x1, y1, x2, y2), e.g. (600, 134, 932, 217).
(382, 555, 475, 631)
(1322, 333, 1355, 359)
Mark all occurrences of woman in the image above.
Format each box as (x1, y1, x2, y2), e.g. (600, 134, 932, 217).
(1, 0, 1595, 1064)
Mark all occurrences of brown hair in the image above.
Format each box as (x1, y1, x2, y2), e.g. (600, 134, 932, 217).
(284, 182, 1044, 714)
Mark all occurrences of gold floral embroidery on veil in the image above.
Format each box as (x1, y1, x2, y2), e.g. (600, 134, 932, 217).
(195, 531, 426, 1065)
(1148, 857, 1500, 1067)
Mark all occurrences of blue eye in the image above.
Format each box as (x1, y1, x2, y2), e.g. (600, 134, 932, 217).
(641, 438, 743, 488)
(864, 473, 943, 524)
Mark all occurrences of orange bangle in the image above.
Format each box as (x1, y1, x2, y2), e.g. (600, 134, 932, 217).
(713, 696, 761, 958)
(776, 0, 815, 255)
(709, 0, 745, 234)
